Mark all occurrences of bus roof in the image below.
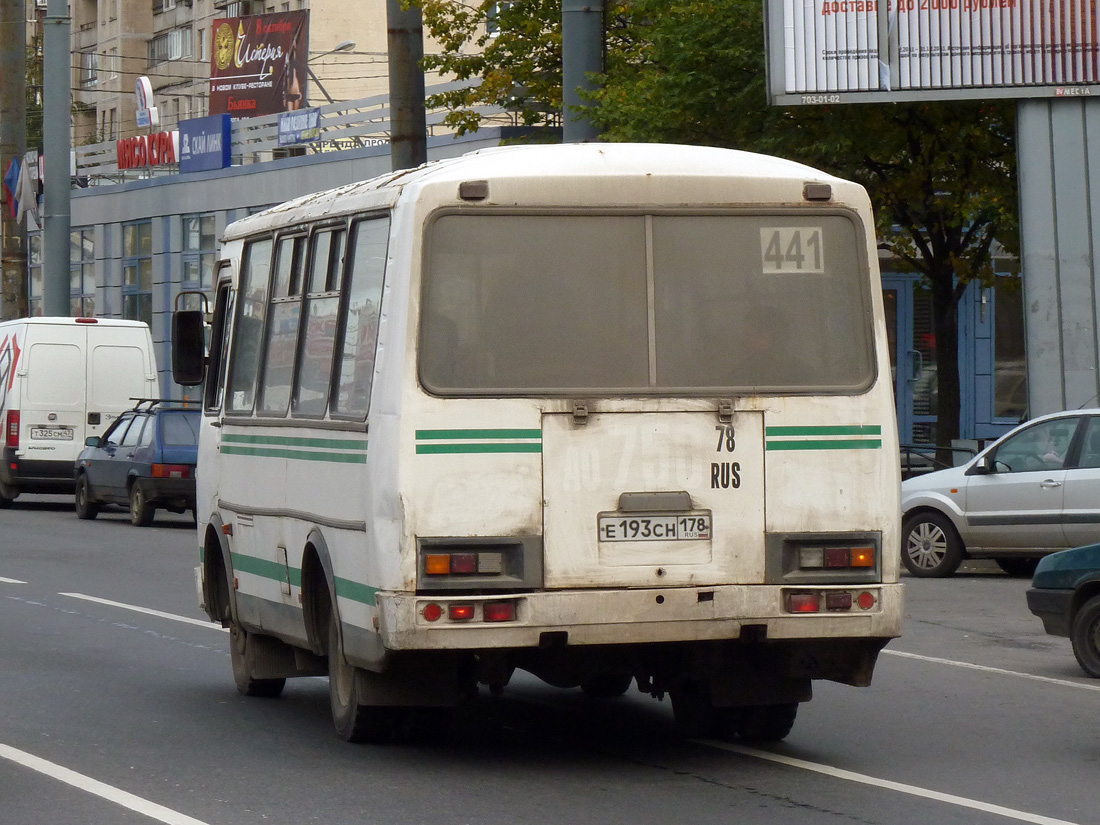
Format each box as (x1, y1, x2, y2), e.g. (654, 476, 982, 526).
(224, 142, 867, 241)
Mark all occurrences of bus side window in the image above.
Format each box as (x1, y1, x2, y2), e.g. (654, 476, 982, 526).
(293, 226, 345, 417)
(204, 274, 233, 413)
(331, 216, 389, 419)
(226, 237, 273, 414)
(258, 234, 306, 416)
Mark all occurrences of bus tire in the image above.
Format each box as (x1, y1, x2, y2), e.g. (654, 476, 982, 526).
(736, 703, 799, 742)
(328, 613, 401, 743)
(75, 474, 99, 520)
(0, 482, 15, 508)
(230, 623, 287, 698)
(580, 672, 634, 698)
(1070, 595, 1100, 678)
(902, 511, 963, 577)
(129, 482, 155, 527)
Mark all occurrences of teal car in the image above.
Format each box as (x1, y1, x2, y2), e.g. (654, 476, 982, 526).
(1027, 544, 1100, 677)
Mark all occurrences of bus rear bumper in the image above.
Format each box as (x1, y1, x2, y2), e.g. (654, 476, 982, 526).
(377, 582, 903, 650)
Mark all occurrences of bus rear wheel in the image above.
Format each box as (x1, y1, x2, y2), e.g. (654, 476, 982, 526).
(328, 613, 402, 743)
(736, 703, 799, 742)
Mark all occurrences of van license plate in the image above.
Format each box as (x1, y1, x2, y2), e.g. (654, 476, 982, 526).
(598, 514, 712, 542)
(30, 427, 73, 441)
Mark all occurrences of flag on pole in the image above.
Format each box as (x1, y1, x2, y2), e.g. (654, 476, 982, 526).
(2, 158, 19, 219)
(15, 158, 38, 226)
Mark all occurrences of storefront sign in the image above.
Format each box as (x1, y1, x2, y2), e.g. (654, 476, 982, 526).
(180, 114, 232, 173)
(278, 107, 321, 146)
(116, 131, 179, 170)
(209, 10, 310, 118)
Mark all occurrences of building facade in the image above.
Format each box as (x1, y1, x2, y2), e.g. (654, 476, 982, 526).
(69, 0, 397, 145)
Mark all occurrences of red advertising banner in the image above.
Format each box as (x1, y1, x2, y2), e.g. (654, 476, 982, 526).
(209, 10, 309, 117)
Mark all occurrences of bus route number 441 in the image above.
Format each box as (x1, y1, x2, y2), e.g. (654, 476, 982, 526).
(598, 513, 713, 542)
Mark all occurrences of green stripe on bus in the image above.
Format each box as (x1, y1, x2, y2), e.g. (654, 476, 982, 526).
(335, 577, 379, 606)
(765, 425, 882, 436)
(415, 429, 542, 440)
(230, 552, 288, 582)
(221, 446, 368, 463)
(766, 439, 883, 451)
(222, 433, 369, 450)
(230, 554, 373, 604)
(416, 443, 543, 454)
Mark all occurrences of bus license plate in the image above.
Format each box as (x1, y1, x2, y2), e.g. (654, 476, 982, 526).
(30, 427, 73, 441)
(598, 513, 712, 542)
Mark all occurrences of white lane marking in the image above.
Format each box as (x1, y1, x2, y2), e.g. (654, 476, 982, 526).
(698, 740, 1080, 825)
(58, 593, 228, 633)
(883, 649, 1100, 693)
(0, 576, 27, 584)
(0, 744, 213, 825)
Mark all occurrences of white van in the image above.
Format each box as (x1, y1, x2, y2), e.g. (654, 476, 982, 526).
(0, 317, 158, 506)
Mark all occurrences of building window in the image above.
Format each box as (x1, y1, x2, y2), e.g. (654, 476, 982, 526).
(107, 48, 118, 79)
(148, 27, 192, 64)
(122, 222, 153, 326)
(487, 2, 511, 36)
(79, 50, 98, 87)
(197, 28, 206, 62)
(70, 228, 96, 317)
(153, 0, 178, 11)
(182, 213, 216, 306)
(28, 233, 42, 316)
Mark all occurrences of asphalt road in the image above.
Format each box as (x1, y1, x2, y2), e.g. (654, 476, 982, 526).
(2, 496, 1097, 825)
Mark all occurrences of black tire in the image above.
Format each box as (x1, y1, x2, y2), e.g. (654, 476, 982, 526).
(580, 672, 634, 699)
(1070, 594, 1100, 678)
(129, 482, 155, 527)
(902, 511, 964, 577)
(74, 474, 99, 520)
(670, 680, 740, 740)
(230, 623, 287, 698)
(737, 703, 799, 742)
(328, 612, 402, 743)
(994, 557, 1041, 577)
(0, 483, 14, 508)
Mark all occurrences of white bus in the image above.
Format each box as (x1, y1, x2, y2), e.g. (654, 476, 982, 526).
(172, 142, 902, 744)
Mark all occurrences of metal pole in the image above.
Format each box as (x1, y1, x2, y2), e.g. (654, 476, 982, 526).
(0, 0, 27, 319)
(562, 0, 604, 143)
(41, 0, 69, 316)
(386, 0, 426, 171)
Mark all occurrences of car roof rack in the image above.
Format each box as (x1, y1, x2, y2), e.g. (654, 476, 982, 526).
(127, 397, 198, 411)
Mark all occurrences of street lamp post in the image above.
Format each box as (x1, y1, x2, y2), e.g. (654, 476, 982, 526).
(307, 40, 355, 105)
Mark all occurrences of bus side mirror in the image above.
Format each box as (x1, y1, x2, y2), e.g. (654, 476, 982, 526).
(172, 309, 206, 387)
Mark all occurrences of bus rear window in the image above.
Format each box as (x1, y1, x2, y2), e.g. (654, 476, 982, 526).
(419, 213, 874, 395)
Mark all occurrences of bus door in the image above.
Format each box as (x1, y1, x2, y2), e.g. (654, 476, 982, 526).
(540, 409, 766, 590)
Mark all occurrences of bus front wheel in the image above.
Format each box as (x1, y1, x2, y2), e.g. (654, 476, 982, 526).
(230, 624, 286, 698)
(328, 613, 401, 743)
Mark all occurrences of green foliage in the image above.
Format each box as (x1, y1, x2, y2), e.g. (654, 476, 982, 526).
(415, 0, 563, 134)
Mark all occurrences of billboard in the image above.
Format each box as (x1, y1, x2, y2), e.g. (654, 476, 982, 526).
(210, 11, 309, 117)
(766, 0, 1100, 104)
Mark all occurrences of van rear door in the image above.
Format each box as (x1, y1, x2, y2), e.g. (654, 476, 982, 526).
(87, 325, 157, 438)
(21, 325, 85, 461)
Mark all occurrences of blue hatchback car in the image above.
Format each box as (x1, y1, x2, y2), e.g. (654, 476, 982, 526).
(74, 399, 200, 526)
(1026, 543, 1100, 677)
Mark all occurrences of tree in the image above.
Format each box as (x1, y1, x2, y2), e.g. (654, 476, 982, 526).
(414, 0, 1020, 453)
(417, 0, 563, 135)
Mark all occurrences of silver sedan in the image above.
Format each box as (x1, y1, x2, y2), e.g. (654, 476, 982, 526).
(900, 409, 1100, 577)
